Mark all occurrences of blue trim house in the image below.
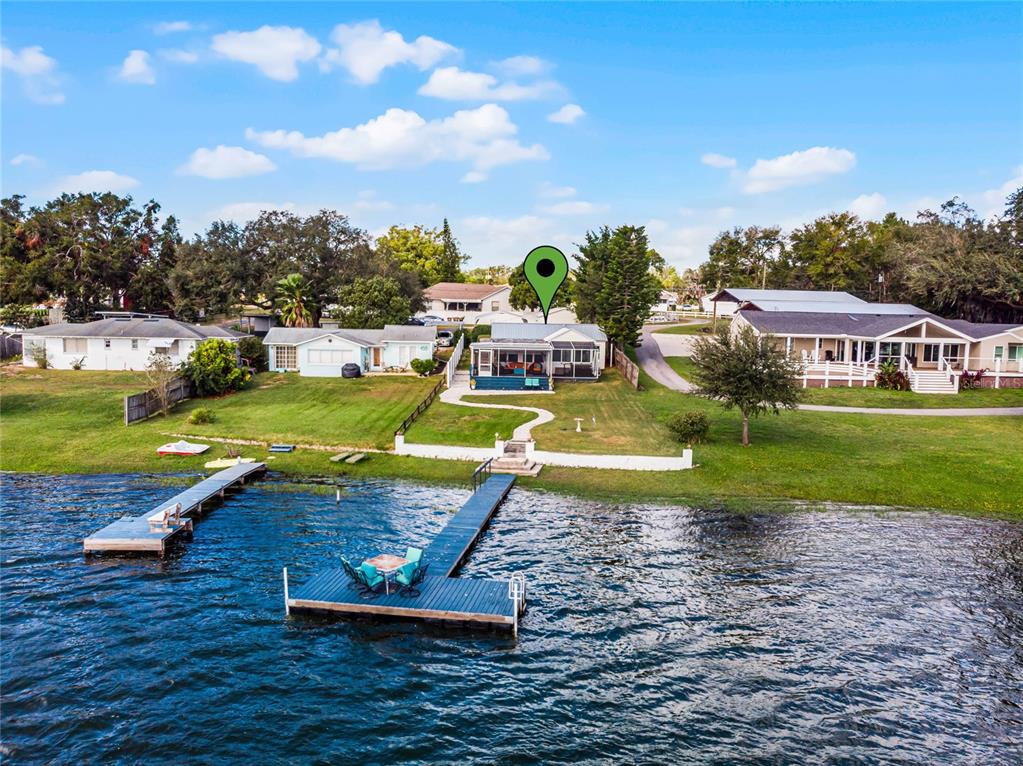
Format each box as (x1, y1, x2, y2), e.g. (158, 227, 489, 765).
(469, 323, 609, 391)
(263, 325, 436, 376)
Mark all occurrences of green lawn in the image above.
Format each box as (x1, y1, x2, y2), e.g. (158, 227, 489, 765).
(4, 363, 1022, 517)
(652, 322, 715, 335)
(0, 368, 434, 473)
(408, 366, 1023, 515)
(664, 355, 1023, 409)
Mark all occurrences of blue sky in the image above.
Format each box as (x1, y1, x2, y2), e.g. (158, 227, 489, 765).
(3, 2, 1021, 269)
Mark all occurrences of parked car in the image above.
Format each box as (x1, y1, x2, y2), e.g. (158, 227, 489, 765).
(435, 330, 454, 347)
(420, 315, 447, 326)
(341, 363, 362, 378)
(405, 317, 426, 326)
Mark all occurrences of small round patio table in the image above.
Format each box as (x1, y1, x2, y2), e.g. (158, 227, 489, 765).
(363, 554, 408, 594)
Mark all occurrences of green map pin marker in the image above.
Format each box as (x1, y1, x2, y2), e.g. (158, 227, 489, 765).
(523, 245, 569, 323)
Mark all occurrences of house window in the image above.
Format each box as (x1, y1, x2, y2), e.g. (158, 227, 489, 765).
(308, 349, 351, 365)
(574, 349, 591, 363)
(878, 341, 902, 361)
(491, 301, 500, 311)
(131, 339, 139, 350)
(104, 339, 111, 349)
(994, 345, 1004, 359)
(63, 338, 87, 354)
(923, 344, 941, 363)
(1009, 345, 1022, 361)
(274, 345, 297, 370)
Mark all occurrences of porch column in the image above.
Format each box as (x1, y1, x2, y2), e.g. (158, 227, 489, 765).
(938, 342, 944, 368)
(814, 337, 820, 363)
(785, 336, 793, 357)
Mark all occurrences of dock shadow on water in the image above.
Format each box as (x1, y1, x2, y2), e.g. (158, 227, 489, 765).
(1, 472, 1022, 764)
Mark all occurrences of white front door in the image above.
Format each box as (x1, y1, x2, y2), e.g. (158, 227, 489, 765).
(477, 350, 492, 376)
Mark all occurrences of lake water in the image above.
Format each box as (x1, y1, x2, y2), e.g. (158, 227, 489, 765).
(2, 473, 1021, 764)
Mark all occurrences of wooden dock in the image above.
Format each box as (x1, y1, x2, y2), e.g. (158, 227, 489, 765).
(83, 461, 267, 555)
(285, 473, 526, 633)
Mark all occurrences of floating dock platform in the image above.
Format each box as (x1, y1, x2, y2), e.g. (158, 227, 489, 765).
(83, 461, 267, 555)
(285, 473, 526, 633)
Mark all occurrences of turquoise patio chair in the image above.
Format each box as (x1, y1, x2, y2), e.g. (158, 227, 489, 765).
(405, 547, 423, 565)
(357, 562, 385, 594)
(396, 562, 429, 597)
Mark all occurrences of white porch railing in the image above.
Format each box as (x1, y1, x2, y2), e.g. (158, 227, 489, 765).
(799, 359, 878, 388)
(445, 332, 466, 388)
(961, 356, 1022, 389)
(938, 356, 962, 393)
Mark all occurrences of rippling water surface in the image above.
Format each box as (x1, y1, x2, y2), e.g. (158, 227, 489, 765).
(2, 473, 1022, 764)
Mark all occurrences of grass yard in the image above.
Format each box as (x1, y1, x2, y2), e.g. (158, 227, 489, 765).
(407, 365, 1023, 516)
(0, 367, 434, 474)
(652, 322, 715, 335)
(664, 355, 1023, 409)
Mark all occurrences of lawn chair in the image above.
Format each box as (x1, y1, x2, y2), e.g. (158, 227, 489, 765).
(357, 563, 385, 597)
(405, 546, 423, 565)
(396, 563, 428, 597)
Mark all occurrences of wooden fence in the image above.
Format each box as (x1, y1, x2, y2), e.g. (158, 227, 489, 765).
(395, 377, 445, 436)
(124, 376, 194, 425)
(614, 342, 641, 389)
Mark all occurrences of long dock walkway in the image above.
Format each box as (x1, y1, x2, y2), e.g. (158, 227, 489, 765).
(83, 461, 267, 555)
(286, 473, 525, 633)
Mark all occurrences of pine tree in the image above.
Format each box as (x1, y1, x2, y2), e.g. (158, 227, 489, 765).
(593, 225, 661, 347)
(438, 218, 466, 282)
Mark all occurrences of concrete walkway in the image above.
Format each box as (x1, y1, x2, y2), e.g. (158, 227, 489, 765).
(636, 323, 698, 392)
(440, 380, 555, 440)
(637, 323, 1023, 417)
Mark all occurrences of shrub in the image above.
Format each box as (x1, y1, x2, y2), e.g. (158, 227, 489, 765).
(410, 357, 435, 376)
(70, 356, 86, 370)
(469, 324, 491, 343)
(28, 342, 51, 369)
(875, 360, 910, 391)
(236, 335, 267, 372)
(183, 338, 251, 396)
(187, 406, 216, 425)
(960, 368, 986, 389)
(666, 411, 710, 446)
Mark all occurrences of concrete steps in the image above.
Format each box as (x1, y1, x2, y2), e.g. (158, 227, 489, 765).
(491, 439, 543, 476)
(911, 371, 958, 394)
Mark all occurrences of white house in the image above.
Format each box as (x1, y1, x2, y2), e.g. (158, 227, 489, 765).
(468, 322, 608, 391)
(21, 316, 245, 371)
(420, 282, 577, 325)
(651, 290, 679, 315)
(263, 325, 436, 376)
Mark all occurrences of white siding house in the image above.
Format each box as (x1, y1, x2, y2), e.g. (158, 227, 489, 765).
(264, 325, 437, 376)
(20, 317, 244, 371)
(420, 282, 577, 325)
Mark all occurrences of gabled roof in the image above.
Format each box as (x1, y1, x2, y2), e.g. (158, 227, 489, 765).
(487, 322, 607, 343)
(741, 299, 925, 315)
(711, 288, 867, 305)
(24, 317, 243, 340)
(263, 324, 436, 347)
(740, 310, 1023, 341)
(423, 282, 508, 301)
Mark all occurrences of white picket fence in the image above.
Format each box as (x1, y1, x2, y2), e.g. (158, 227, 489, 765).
(446, 332, 465, 388)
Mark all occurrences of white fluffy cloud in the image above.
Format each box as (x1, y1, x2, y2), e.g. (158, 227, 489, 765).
(547, 104, 584, 124)
(10, 153, 40, 166)
(418, 66, 560, 101)
(979, 167, 1023, 219)
(160, 49, 200, 64)
(1, 45, 64, 104)
(179, 145, 276, 179)
(701, 152, 736, 169)
(118, 50, 156, 85)
(848, 192, 888, 220)
(154, 21, 192, 35)
(539, 200, 607, 215)
(539, 182, 576, 198)
(320, 20, 457, 84)
(493, 55, 548, 77)
(212, 25, 321, 81)
(460, 214, 578, 264)
(52, 170, 140, 194)
(743, 146, 856, 194)
(246, 103, 548, 182)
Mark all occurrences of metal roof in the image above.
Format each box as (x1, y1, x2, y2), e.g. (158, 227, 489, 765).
(740, 310, 1022, 341)
(742, 299, 925, 315)
(711, 288, 866, 304)
(488, 323, 607, 342)
(263, 324, 435, 346)
(24, 317, 243, 340)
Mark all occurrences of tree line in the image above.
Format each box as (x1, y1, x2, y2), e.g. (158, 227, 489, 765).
(696, 191, 1023, 323)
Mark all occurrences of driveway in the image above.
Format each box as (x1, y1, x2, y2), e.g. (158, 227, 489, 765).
(636, 323, 698, 392)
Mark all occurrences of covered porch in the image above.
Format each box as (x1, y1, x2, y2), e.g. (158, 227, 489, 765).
(468, 339, 601, 391)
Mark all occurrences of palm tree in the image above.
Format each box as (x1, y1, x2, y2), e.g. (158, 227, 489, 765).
(275, 273, 314, 327)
